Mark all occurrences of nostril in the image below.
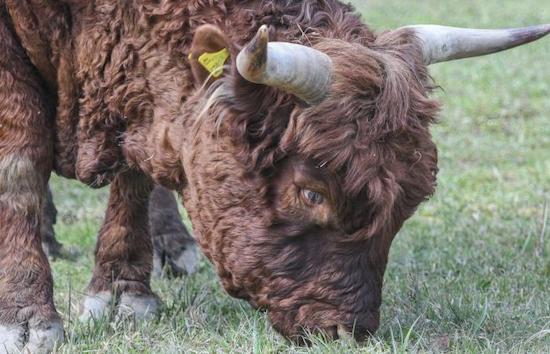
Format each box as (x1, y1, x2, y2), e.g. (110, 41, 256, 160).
(307, 326, 339, 342)
(327, 325, 339, 340)
(336, 323, 374, 342)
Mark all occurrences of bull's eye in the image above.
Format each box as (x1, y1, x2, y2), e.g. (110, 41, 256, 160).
(302, 189, 324, 205)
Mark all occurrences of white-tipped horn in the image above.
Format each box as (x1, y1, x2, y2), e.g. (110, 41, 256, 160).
(403, 24, 550, 65)
(236, 25, 333, 105)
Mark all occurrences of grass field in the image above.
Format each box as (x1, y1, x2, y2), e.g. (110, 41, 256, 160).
(47, 1, 549, 352)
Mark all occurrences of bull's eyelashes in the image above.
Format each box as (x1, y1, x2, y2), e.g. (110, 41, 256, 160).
(272, 158, 337, 227)
(296, 186, 336, 227)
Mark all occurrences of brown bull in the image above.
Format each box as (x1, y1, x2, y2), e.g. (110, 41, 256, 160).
(0, 0, 548, 352)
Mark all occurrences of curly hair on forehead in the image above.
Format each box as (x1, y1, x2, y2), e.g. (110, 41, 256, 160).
(212, 27, 440, 239)
(139, 0, 373, 51)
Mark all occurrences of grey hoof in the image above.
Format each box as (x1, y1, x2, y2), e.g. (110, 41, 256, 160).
(153, 234, 199, 278)
(79, 291, 112, 322)
(41, 240, 63, 260)
(24, 319, 64, 354)
(173, 245, 199, 275)
(0, 319, 63, 354)
(0, 325, 25, 354)
(116, 294, 160, 321)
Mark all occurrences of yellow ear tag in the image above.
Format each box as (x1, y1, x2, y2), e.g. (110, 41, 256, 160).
(196, 48, 230, 78)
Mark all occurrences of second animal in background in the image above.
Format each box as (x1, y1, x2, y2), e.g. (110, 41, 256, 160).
(42, 185, 198, 277)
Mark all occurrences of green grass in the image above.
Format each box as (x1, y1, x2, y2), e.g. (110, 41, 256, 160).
(48, 1, 549, 352)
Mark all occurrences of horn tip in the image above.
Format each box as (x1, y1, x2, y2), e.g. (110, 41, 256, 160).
(258, 24, 269, 34)
(509, 23, 550, 45)
(256, 25, 269, 45)
(236, 26, 269, 82)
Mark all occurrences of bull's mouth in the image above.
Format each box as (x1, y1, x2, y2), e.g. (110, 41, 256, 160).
(321, 324, 370, 341)
(264, 304, 380, 343)
(274, 323, 373, 344)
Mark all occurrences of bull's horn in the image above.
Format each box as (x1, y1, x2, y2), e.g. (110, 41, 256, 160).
(404, 24, 550, 65)
(236, 25, 332, 105)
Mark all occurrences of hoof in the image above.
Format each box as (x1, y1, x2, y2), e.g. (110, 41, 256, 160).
(116, 294, 160, 321)
(173, 246, 199, 275)
(153, 236, 199, 278)
(0, 319, 63, 354)
(80, 291, 159, 323)
(41, 240, 63, 260)
(79, 291, 112, 322)
(0, 325, 25, 354)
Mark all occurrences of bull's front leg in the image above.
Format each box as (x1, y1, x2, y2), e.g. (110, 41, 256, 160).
(0, 13, 63, 354)
(80, 170, 160, 321)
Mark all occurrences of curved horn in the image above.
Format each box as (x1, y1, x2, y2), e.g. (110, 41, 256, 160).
(236, 25, 332, 105)
(403, 24, 550, 65)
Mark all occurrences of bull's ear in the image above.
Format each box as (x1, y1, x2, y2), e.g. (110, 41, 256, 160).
(189, 24, 231, 89)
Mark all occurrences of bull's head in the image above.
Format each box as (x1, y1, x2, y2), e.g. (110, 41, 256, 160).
(178, 22, 549, 342)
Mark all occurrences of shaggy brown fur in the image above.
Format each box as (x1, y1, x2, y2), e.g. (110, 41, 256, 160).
(1, 0, 446, 346)
(85, 169, 154, 297)
(0, 2, 60, 343)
